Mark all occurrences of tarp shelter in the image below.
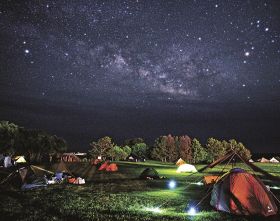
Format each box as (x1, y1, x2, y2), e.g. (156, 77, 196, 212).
(176, 164, 197, 173)
(176, 158, 186, 166)
(258, 157, 270, 163)
(270, 157, 279, 163)
(61, 153, 81, 162)
(98, 161, 109, 171)
(106, 163, 118, 172)
(139, 168, 160, 179)
(14, 156, 27, 163)
(210, 168, 278, 216)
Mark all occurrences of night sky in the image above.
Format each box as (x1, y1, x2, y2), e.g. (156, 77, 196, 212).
(0, 0, 280, 152)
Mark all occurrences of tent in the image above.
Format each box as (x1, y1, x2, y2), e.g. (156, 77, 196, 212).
(210, 168, 278, 216)
(106, 163, 118, 172)
(196, 151, 280, 216)
(98, 161, 109, 171)
(14, 156, 27, 164)
(270, 157, 279, 163)
(258, 157, 270, 163)
(176, 164, 197, 173)
(139, 168, 160, 179)
(203, 175, 220, 185)
(53, 161, 73, 176)
(61, 153, 81, 162)
(176, 158, 186, 166)
(249, 159, 254, 163)
(1, 165, 53, 190)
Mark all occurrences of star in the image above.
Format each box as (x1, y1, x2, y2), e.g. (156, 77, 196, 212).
(265, 27, 269, 32)
(244, 52, 250, 56)
(242, 84, 246, 87)
(24, 49, 30, 54)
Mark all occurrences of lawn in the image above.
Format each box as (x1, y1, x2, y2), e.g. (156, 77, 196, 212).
(0, 161, 280, 221)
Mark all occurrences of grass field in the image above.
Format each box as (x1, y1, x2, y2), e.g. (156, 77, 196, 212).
(0, 161, 280, 221)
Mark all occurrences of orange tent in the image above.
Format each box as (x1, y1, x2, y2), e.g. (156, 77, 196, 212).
(176, 158, 186, 166)
(210, 168, 278, 216)
(203, 175, 220, 185)
(92, 159, 101, 165)
(106, 163, 118, 172)
(98, 161, 109, 171)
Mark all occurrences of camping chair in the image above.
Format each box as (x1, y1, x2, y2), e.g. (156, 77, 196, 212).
(55, 172, 63, 184)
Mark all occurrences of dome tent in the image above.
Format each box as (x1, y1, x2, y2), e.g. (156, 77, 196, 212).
(139, 168, 160, 179)
(210, 168, 278, 216)
(197, 151, 280, 216)
(176, 164, 197, 173)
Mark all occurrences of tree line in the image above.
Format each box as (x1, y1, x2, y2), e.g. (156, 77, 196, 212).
(1, 121, 251, 164)
(0, 121, 67, 162)
(88, 135, 251, 163)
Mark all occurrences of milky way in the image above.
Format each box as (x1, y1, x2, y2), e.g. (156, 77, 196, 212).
(0, 0, 280, 152)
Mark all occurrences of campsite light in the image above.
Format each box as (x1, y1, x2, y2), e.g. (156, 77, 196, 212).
(168, 180, 177, 189)
(187, 207, 197, 216)
(145, 207, 162, 213)
(195, 181, 204, 186)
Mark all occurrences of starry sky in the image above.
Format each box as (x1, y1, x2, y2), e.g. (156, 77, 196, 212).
(0, 0, 280, 152)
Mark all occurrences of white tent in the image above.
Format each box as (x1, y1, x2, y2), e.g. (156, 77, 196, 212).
(270, 157, 279, 163)
(249, 159, 254, 163)
(176, 164, 197, 173)
(258, 157, 270, 163)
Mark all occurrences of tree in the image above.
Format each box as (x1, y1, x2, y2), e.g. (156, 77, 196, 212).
(205, 138, 226, 163)
(166, 134, 178, 162)
(191, 138, 207, 163)
(0, 121, 20, 155)
(225, 139, 251, 160)
(124, 138, 145, 147)
(131, 143, 147, 159)
(122, 145, 132, 157)
(151, 136, 169, 162)
(178, 135, 192, 163)
(89, 136, 114, 159)
(108, 145, 131, 161)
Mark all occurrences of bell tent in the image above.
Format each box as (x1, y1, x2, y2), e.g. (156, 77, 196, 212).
(210, 168, 278, 216)
(258, 157, 270, 163)
(270, 157, 279, 163)
(176, 164, 197, 173)
(176, 158, 186, 166)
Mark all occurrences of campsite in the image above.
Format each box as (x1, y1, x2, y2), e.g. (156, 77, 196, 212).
(1, 156, 280, 221)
